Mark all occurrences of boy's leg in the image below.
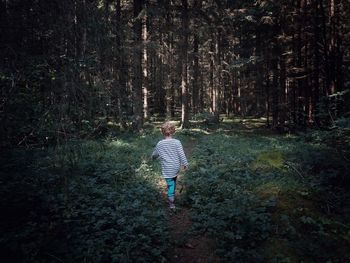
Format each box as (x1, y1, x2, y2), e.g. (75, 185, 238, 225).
(165, 177, 177, 207)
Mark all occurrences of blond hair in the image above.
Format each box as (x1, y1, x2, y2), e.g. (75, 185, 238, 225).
(161, 122, 176, 136)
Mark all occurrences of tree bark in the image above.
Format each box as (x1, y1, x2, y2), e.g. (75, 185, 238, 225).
(192, 33, 200, 115)
(132, 0, 144, 131)
(142, 12, 149, 120)
(180, 0, 190, 129)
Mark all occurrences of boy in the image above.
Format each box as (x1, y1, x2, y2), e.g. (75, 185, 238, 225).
(152, 122, 188, 209)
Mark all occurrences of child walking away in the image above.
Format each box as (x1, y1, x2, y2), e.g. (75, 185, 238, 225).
(152, 122, 188, 209)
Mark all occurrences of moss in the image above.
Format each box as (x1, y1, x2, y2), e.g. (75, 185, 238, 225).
(253, 150, 285, 170)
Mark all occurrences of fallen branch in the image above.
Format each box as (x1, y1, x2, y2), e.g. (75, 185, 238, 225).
(285, 161, 305, 179)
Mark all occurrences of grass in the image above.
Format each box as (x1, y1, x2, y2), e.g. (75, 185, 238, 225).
(1, 118, 349, 262)
(0, 131, 170, 262)
(182, 121, 350, 262)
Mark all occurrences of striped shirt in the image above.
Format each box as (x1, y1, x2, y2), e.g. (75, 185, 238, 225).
(152, 138, 188, 178)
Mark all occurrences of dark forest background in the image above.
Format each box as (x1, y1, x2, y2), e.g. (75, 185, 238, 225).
(1, 0, 350, 146)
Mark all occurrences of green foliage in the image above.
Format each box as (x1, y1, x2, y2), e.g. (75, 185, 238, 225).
(253, 150, 284, 170)
(184, 134, 273, 262)
(183, 130, 350, 262)
(1, 124, 350, 262)
(316, 90, 350, 128)
(0, 133, 169, 262)
(335, 116, 350, 128)
(191, 112, 214, 121)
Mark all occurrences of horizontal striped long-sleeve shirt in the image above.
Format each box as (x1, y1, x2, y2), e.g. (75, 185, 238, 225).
(152, 138, 188, 178)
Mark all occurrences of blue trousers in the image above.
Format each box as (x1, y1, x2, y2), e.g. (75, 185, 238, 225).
(165, 177, 177, 202)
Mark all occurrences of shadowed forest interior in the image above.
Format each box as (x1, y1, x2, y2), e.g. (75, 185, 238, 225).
(1, 0, 350, 262)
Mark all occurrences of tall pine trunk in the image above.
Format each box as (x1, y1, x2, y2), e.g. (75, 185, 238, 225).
(142, 13, 149, 120)
(132, 0, 144, 131)
(180, 0, 189, 129)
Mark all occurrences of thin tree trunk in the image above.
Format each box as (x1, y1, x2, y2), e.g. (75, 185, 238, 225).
(266, 71, 271, 127)
(192, 33, 200, 115)
(142, 13, 149, 120)
(210, 38, 215, 113)
(272, 54, 279, 128)
(313, 0, 321, 124)
(165, 0, 174, 118)
(279, 52, 287, 127)
(214, 30, 222, 118)
(116, 0, 129, 126)
(180, 0, 189, 129)
(329, 0, 336, 93)
(132, 0, 143, 131)
(192, 0, 202, 115)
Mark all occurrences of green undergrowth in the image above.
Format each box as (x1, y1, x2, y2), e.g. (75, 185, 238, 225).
(1, 122, 349, 262)
(183, 130, 350, 262)
(0, 131, 172, 262)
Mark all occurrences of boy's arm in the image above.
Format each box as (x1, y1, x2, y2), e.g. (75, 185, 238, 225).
(151, 146, 159, 160)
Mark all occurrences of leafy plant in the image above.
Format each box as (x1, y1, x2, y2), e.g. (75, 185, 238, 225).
(0, 132, 170, 262)
(182, 130, 350, 262)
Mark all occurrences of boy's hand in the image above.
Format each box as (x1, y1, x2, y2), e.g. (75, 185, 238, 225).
(151, 150, 159, 160)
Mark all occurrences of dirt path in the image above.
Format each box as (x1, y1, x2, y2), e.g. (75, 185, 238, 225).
(158, 139, 218, 263)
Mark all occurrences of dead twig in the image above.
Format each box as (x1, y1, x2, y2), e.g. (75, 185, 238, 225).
(285, 161, 305, 179)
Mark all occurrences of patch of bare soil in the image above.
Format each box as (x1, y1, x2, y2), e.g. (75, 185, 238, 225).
(167, 206, 217, 263)
(160, 139, 218, 263)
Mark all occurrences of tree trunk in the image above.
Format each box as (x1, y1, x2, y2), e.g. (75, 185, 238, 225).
(116, 0, 129, 125)
(279, 50, 287, 127)
(142, 12, 149, 120)
(192, 0, 202, 115)
(272, 55, 279, 128)
(329, 0, 336, 94)
(192, 33, 200, 115)
(265, 71, 271, 127)
(132, 0, 144, 131)
(313, 0, 321, 124)
(165, 0, 174, 118)
(180, 0, 190, 129)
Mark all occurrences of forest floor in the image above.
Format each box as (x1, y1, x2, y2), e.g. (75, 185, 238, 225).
(161, 118, 350, 262)
(159, 138, 218, 263)
(161, 120, 269, 263)
(1, 118, 350, 262)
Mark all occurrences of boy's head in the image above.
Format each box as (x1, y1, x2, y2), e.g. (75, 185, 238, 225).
(161, 122, 176, 137)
